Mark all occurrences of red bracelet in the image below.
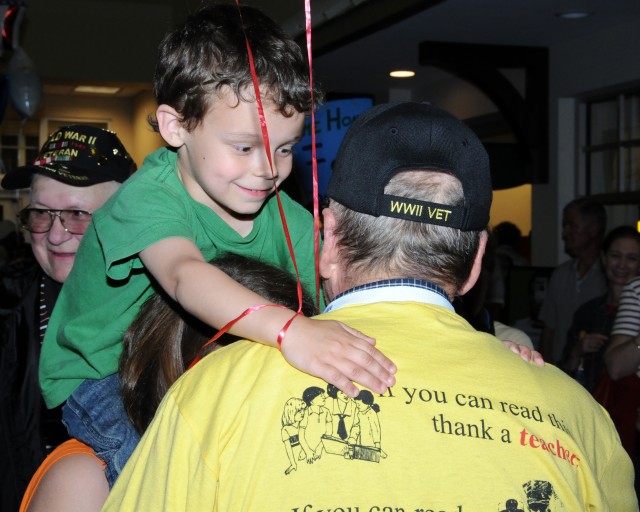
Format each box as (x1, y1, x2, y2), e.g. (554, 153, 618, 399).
(188, 304, 290, 370)
(277, 312, 303, 350)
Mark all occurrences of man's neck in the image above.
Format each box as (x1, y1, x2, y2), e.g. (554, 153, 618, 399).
(575, 250, 599, 278)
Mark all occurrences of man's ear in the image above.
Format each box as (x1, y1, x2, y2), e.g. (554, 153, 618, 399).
(156, 104, 186, 148)
(458, 230, 488, 296)
(319, 207, 339, 280)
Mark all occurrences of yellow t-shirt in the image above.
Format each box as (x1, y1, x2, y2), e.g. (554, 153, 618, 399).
(104, 301, 637, 511)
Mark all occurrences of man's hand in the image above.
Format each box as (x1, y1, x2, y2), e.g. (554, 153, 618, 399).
(503, 340, 545, 366)
(280, 316, 397, 397)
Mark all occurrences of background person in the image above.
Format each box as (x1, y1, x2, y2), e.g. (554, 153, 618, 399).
(560, 225, 640, 391)
(454, 231, 535, 350)
(493, 221, 529, 270)
(604, 274, 640, 480)
(103, 102, 635, 511)
(538, 197, 607, 363)
(0, 125, 134, 512)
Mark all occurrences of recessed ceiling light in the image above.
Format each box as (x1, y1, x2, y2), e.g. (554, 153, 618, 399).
(74, 85, 121, 95)
(555, 10, 593, 19)
(390, 70, 415, 78)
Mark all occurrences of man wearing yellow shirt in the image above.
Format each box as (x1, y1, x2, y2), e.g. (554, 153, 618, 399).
(103, 102, 636, 511)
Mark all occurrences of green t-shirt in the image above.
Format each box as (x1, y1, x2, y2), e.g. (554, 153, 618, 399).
(39, 147, 320, 408)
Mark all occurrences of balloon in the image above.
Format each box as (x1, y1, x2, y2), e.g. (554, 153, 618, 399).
(8, 46, 42, 119)
(0, 6, 7, 57)
(2, 4, 25, 53)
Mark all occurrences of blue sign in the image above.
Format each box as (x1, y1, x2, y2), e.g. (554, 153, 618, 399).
(293, 97, 373, 204)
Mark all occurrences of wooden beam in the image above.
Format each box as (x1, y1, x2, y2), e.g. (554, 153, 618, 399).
(302, 0, 445, 57)
(420, 41, 549, 184)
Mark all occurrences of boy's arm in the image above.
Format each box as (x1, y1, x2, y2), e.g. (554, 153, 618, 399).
(140, 237, 396, 397)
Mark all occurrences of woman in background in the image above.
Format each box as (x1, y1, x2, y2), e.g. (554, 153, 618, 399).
(561, 225, 640, 392)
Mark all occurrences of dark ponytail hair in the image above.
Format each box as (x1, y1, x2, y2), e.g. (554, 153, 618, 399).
(602, 225, 640, 254)
(355, 389, 380, 413)
(120, 253, 317, 434)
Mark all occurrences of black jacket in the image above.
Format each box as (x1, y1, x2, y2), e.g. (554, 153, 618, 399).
(561, 294, 614, 392)
(0, 255, 57, 511)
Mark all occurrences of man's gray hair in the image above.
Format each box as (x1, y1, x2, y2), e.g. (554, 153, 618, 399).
(563, 197, 607, 238)
(329, 171, 484, 293)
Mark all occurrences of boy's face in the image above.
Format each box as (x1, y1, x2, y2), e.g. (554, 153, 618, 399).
(177, 87, 305, 231)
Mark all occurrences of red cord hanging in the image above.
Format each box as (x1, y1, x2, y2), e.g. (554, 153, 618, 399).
(188, 0, 320, 369)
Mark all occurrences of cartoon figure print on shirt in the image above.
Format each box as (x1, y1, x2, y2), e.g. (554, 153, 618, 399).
(281, 385, 386, 475)
(279, 385, 564, 511)
(498, 481, 563, 511)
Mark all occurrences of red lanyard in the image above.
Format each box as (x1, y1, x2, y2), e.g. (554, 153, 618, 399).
(305, 0, 322, 312)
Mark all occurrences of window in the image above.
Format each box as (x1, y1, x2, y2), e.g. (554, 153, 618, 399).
(584, 90, 640, 195)
(0, 118, 40, 179)
(0, 118, 40, 222)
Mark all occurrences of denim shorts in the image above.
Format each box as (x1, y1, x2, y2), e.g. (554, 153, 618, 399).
(62, 373, 140, 487)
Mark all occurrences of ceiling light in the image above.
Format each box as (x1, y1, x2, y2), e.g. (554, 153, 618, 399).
(555, 10, 593, 19)
(390, 70, 415, 78)
(73, 85, 121, 95)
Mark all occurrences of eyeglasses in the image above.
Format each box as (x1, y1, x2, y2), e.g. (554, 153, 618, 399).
(18, 208, 93, 235)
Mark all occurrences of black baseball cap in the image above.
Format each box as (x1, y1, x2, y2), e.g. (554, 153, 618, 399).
(326, 102, 492, 231)
(1, 124, 135, 190)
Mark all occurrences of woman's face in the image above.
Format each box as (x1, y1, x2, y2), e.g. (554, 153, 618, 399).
(602, 236, 640, 287)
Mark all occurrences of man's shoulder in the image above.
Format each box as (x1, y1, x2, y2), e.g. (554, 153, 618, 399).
(551, 258, 576, 275)
(167, 339, 308, 420)
(180, 340, 286, 384)
(545, 258, 579, 291)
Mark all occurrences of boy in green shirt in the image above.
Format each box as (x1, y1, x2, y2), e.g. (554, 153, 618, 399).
(40, 4, 395, 486)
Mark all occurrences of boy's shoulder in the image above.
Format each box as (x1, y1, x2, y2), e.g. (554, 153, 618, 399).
(98, 148, 185, 212)
(129, 147, 178, 184)
(102, 147, 177, 200)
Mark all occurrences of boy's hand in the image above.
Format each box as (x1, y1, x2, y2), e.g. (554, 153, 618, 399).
(503, 340, 544, 366)
(281, 316, 396, 397)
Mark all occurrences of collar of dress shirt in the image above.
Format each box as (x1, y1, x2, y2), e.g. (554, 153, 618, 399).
(324, 278, 454, 313)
